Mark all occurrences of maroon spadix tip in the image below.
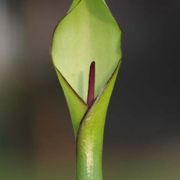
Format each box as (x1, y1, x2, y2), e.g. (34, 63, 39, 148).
(87, 61, 95, 107)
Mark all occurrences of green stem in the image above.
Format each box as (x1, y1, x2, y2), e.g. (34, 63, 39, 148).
(76, 112, 106, 180)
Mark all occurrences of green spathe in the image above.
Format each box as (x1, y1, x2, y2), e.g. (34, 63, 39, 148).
(52, 0, 122, 102)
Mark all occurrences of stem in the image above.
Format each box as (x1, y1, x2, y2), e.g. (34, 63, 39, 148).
(76, 112, 106, 180)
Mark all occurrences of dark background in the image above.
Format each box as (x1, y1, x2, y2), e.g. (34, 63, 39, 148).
(0, 0, 179, 179)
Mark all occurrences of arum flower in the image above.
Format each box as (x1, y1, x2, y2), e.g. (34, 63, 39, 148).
(51, 0, 122, 179)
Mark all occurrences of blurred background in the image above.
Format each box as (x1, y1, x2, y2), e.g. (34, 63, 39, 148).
(0, 0, 179, 179)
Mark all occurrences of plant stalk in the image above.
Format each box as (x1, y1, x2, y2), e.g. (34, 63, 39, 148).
(76, 111, 106, 180)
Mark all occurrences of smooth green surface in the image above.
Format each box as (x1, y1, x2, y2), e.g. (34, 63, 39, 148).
(52, 0, 122, 102)
(56, 68, 87, 134)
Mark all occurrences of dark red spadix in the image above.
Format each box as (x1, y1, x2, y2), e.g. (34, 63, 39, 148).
(87, 61, 95, 107)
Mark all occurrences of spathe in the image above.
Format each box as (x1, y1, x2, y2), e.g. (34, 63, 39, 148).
(52, 0, 122, 102)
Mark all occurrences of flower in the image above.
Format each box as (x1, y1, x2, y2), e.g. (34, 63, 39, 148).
(51, 1, 122, 178)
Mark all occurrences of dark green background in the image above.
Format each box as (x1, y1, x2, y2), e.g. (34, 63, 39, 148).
(0, 0, 179, 179)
